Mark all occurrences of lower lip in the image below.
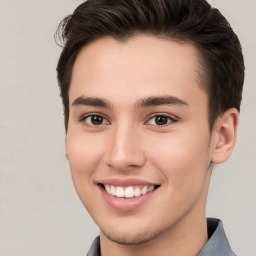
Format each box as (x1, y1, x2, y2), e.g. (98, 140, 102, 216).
(99, 185, 157, 212)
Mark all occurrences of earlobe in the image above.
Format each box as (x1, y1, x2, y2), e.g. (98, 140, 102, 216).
(211, 108, 239, 164)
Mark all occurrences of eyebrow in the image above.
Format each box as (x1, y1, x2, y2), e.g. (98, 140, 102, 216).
(135, 96, 188, 109)
(71, 95, 188, 109)
(71, 96, 112, 109)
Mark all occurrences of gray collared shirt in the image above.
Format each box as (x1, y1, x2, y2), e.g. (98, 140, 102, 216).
(87, 218, 237, 256)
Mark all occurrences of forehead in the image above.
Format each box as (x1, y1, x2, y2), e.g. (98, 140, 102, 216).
(69, 35, 206, 107)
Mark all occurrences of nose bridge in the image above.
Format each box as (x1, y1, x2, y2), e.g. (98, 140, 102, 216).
(105, 121, 145, 170)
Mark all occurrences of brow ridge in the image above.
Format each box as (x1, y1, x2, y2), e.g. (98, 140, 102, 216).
(71, 95, 188, 109)
(136, 96, 188, 108)
(71, 96, 112, 108)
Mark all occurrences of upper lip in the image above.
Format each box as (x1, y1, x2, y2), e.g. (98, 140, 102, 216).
(97, 178, 159, 187)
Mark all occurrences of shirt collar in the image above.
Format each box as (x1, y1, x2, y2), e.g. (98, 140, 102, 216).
(198, 218, 236, 256)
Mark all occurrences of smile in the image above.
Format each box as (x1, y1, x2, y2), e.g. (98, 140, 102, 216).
(98, 181, 160, 211)
(103, 184, 156, 198)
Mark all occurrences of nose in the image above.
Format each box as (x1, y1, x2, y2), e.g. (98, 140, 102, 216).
(104, 123, 146, 171)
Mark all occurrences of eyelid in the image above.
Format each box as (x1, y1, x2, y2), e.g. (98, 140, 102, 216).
(145, 113, 178, 126)
(79, 112, 110, 126)
(78, 112, 178, 127)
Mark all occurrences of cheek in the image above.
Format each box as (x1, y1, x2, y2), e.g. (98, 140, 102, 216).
(66, 131, 104, 167)
(146, 129, 211, 191)
(65, 133, 103, 190)
(65, 133, 106, 213)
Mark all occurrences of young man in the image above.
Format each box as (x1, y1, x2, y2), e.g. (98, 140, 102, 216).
(55, 0, 244, 255)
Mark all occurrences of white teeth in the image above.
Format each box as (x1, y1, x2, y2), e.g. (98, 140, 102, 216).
(148, 186, 154, 192)
(105, 185, 111, 194)
(110, 185, 116, 196)
(141, 186, 147, 195)
(116, 187, 125, 197)
(124, 187, 134, 198)
(104, 184, 156, 198)
(134, 187, 141, 197)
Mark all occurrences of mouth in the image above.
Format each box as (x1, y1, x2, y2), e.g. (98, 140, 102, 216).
(98, 180, 160, 211)
(99, 184, 160, 198)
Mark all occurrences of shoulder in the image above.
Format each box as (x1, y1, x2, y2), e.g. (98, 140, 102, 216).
(86, 236, 100, 256)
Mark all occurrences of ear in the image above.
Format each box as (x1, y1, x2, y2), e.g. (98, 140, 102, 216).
(65, 137, 69, 160)
(211, 108, 239, 164)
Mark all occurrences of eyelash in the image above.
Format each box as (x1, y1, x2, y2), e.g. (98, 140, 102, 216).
(79, 113, 178, 127)
(79, 113, 109, 127)
(146, 113, 178, 126)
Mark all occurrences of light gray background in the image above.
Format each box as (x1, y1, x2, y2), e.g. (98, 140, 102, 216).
(0, 0, 255, 255)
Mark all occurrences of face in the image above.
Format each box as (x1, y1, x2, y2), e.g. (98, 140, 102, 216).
(66, 35, 215, 245)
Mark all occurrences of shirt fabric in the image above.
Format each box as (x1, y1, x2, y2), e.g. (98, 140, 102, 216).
(86, 218, 236, 256)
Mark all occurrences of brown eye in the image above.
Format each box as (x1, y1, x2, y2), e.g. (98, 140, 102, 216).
(83, 115, 108, 126)
(155, 116, 169, 125)
(91, 115, 104, 125)
(147, 115, 175, 126)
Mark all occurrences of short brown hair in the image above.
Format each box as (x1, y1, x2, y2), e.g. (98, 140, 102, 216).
(55, 0, 244, 131)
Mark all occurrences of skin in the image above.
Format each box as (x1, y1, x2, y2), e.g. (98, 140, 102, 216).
(66, 35, 239, 256)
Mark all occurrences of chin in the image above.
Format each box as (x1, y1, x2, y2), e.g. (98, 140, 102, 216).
(100, 225, 165, 246)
